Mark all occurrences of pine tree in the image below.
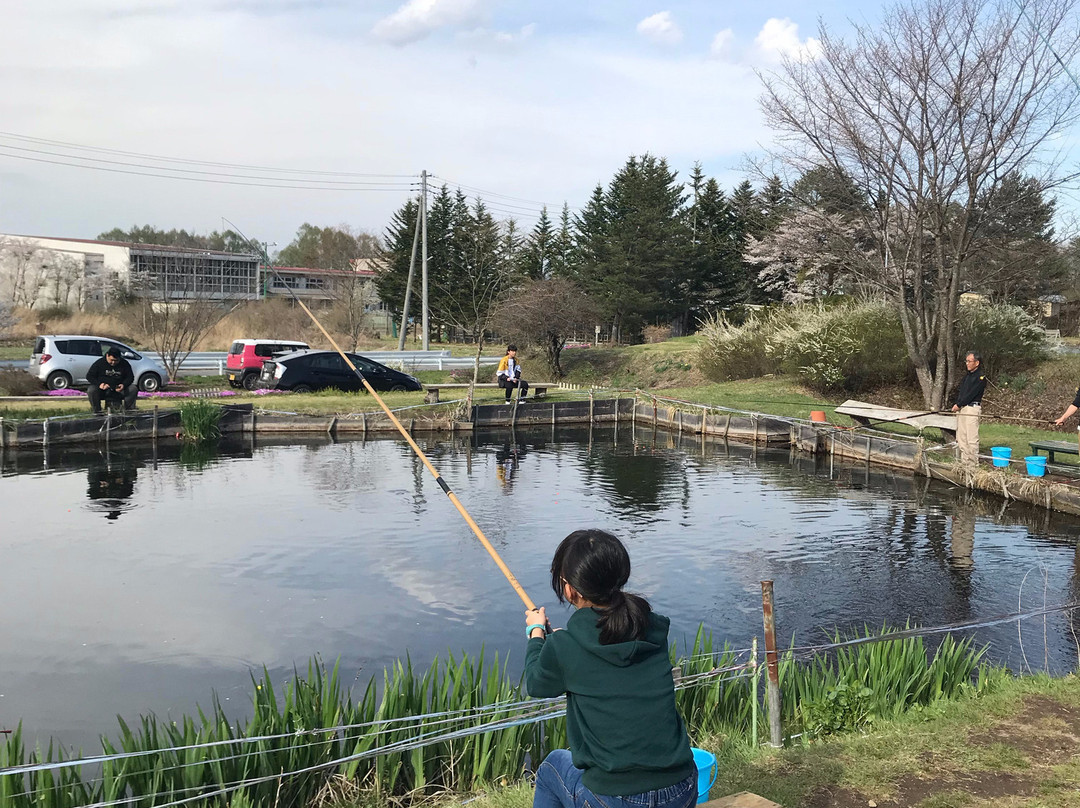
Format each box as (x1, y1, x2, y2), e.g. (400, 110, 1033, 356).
(550, 203, 574, 279)
(572, 155, 690, 340)
(375, 198, 420, 331)
(520, 207, 555, 280)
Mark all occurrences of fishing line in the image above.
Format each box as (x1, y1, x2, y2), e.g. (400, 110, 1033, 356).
(222, 219, 538, 610)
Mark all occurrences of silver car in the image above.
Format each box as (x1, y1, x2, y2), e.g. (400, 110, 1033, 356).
(30, 335, 168, 392)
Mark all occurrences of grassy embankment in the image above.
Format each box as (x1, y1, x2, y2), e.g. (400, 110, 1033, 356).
(5, 333, 1080, 471)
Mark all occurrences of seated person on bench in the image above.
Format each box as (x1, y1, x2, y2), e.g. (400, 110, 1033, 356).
(497, 344, 529, 403)
(87, 348, 138, 414)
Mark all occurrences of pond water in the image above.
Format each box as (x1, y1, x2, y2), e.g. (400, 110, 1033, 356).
(1, 425, 1079, 753)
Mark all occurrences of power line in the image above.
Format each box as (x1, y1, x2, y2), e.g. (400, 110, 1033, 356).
(429, 174, 568, 210)
(0, 149, 417, 192)
(0, 142, 419, 187)
(0, 131, 416, 179)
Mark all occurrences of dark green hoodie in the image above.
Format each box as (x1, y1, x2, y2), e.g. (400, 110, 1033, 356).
(524, 607, 694, 796)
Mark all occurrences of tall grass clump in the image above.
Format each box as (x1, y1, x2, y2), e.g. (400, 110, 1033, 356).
(697, 308, 794, 381)
(178, 400, 222, 443)
(955, 303, 1050, 377)
(698, 302, 911, 393)
(0, 630, 1003, 808)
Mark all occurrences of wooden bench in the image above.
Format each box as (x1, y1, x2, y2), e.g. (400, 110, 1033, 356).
(835, 399, 958, 438)
(423, 382, 554, 404)
(1028, 439, 1080, 464)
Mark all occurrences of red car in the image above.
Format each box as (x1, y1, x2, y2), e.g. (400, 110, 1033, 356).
(226, 339, 309, 390)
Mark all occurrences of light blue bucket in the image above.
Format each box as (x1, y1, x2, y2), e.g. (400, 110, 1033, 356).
(691, 747, 717, 804)
(1025, 456, 1047, 477)
(990, 446, 1012, 468)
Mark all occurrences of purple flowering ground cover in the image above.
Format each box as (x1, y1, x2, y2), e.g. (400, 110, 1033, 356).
(43, 388, 287, 398)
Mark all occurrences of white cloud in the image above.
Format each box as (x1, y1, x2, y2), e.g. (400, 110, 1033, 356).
(636, 11, 682, 46)
(709, 28, 734, 59)
(372, 0, 488, 46)
(754, 17, 820, 62)
(458, 22, 536, 47)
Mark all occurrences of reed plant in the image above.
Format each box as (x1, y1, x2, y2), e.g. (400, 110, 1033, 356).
(178, 400, 222, 443)
(0, 628, 1004, 808)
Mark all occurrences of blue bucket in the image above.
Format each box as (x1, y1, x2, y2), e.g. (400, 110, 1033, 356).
(990, 446, 1012, 468)
(691, 747, 717, 804)
(1025, 456, 1047, 477)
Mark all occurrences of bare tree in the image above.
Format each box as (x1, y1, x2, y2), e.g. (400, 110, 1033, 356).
(41, 253, 83, 310)
(492, 278, 600, 377)
(435, 202, 519, 382)
(328, 270, 378, 351)
(0, 300, 16, 336)
(0, 237, 45, 309)
(759, 0, 1080, 407)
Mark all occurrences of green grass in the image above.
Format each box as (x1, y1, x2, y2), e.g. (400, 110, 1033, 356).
(0, 629, 1006, 808)
(0, 345, 31, 360)
(652, 378, 839, 421)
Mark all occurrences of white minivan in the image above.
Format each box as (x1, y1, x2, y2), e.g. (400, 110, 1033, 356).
(30, 335, 168, 392)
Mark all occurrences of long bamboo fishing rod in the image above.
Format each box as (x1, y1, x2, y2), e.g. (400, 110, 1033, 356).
(225, 220, 538, 611)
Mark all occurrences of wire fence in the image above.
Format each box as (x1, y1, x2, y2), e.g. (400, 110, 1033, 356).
(4, 600, 1075, 789)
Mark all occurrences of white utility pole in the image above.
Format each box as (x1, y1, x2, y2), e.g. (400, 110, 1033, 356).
(420, 169, 430, 351)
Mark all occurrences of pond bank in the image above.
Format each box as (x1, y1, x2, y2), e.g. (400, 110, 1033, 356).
(5, 394, 1080, 516)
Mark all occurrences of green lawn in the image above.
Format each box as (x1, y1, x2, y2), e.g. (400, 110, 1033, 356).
(415, 675, 1080, 808)
(0, 344, 31, 360)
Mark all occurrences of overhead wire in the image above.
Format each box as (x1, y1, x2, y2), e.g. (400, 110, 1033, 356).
(0, 131, 416, 178)
(0, 149, 417, 192)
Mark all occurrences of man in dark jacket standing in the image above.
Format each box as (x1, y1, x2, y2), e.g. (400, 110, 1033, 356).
(951, 351, 986, 467)
(87, 348, 137, 414)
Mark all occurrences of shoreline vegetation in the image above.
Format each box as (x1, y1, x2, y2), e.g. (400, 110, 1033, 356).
(4, 626, 1054, 808)
(5, 335, 1080, 470)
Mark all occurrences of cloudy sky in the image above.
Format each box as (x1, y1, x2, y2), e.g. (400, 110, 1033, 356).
(0, 0, 869, 248)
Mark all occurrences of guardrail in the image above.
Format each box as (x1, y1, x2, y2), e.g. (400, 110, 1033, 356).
(150, 350, 499, 376)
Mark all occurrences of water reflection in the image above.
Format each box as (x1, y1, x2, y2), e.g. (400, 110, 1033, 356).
(85, 454, 137, 521)
(495, 434, 528, 493)
(3, 428, 1080, 752)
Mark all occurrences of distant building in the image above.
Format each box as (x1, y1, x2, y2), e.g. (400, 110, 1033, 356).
(0, 233, 260, 309)
(261, 259, 392, 334)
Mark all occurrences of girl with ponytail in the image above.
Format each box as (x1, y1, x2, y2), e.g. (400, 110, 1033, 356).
(524, 529, 696, 808)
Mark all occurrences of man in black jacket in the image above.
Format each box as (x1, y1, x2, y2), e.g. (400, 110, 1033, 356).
(87, 348, 137, 414)
(951, 351, 986, 467)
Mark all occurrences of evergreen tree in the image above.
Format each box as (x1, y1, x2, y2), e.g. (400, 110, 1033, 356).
(731, 180, 768, 302)
(520, 207, 556, 280)
(375, 198, 420, 331)
(550, 203, 574, 279)
(572, 155, 690, 340)
(692, 178, 741, 312)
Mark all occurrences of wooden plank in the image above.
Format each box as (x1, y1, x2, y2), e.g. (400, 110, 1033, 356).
(836, 399, 957, 431)
(702, 793, 782, 808)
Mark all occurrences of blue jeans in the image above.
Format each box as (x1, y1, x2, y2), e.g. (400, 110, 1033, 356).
(533, 750, 697, 808)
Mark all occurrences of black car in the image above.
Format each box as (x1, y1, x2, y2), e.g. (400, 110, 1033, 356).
(258, 350, 423, 393)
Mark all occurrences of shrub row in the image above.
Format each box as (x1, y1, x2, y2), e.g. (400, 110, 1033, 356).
(698, 301, 1050, 394)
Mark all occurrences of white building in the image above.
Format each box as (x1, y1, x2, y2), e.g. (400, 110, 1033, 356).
(0, 234, 260, 309)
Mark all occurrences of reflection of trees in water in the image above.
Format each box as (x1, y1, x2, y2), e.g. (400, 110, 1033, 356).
(580, 447, 684, 514)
